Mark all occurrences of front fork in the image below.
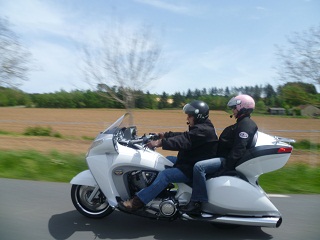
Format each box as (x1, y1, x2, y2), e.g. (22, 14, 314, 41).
(87, 186, 100, 203)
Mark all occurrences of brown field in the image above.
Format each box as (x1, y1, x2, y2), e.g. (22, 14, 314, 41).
(0, 108, 319, 165)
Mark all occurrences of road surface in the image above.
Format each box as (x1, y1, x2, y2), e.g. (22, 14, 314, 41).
(0, 178, 319, 240)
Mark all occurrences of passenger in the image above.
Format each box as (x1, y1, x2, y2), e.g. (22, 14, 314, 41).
(118, 100, 219, 212)
(181, 94, 258, 215)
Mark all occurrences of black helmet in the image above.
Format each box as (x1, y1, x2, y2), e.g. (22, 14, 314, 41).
(183, 100, 209, 123)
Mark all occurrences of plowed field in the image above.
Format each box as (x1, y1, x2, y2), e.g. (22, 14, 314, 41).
(0, 108, 319, 165)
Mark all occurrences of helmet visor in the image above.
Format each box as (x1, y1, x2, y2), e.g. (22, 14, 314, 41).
(227, 97, 241, 109)
(183, 103, 199, 115)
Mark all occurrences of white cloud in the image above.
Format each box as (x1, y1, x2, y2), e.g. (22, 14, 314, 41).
(135, 0, 190, 13)
(134, 0, 207, 16)
(1, 0, 65, 34)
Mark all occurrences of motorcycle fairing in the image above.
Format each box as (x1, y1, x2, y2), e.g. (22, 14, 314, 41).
(86, 143, 173, 207)
(70, 169, 97, 187)
(204, 176, 280, 216)
(236, 152, 291, 183)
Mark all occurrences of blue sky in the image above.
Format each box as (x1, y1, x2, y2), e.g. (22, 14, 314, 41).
(1, 0, 319, 94)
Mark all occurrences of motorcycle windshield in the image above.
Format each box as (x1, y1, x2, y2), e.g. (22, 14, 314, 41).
(102, 113, 130, 134)
(87, 113, 131, 155)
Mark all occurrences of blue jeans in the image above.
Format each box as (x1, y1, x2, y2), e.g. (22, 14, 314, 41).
(190, 158, 223, 202)
(136, 156, 190, 204)
(166, 156, 177, 164)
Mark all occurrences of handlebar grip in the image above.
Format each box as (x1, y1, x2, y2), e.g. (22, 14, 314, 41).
(148, 133, 160, 140)
(128, 139, 144, 146)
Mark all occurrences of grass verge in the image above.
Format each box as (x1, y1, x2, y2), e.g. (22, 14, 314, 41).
(259, 164, 320, 193)
(0, 150, 86, 182)
(0, 150, 319, 194)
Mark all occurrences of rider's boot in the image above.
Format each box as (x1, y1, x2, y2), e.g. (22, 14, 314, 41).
(119, 196, 144, 212)
(180, 201, 202, 215)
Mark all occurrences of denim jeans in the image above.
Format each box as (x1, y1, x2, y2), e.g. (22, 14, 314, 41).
(190, 158, 224, 202)
(166, 156, 177, 164)
(136, 156, 190, 204)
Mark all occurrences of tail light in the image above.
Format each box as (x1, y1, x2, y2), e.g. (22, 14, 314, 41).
(277, 147, 292, 153)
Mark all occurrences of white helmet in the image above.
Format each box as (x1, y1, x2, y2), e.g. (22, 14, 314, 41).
(227, 94, 255, 117)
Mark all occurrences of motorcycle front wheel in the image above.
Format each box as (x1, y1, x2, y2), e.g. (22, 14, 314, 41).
(71, 184, 114, 218)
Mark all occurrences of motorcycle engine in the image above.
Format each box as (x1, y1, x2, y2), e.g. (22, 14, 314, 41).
(159, 199, 177, 217)
(128, 170, 158, 194)
(127, 170, 179, 219)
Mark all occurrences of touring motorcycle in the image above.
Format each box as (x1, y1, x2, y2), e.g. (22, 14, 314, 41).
(70, 113, 295, 228)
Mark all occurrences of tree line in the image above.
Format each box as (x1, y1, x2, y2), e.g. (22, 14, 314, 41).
(1, 82, 319, 115)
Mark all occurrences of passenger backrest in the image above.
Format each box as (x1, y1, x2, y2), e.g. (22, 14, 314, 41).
(249, 131, 258, 149)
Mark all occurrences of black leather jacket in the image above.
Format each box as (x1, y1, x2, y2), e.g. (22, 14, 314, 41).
(217, 115, 258, 170)
(161, 118, 218, 178)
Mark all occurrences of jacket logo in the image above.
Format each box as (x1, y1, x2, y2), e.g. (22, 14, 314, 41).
(239, 132, 249, 138)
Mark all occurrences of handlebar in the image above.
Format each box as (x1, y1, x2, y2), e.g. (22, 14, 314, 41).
(126, 133, 160, 149)
(127, 138, 145, 148)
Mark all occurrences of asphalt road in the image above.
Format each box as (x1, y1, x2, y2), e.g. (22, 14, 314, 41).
(0, 178, 319, 240)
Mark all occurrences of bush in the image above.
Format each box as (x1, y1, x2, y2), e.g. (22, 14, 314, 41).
(23, 126, 62, 138)
(255, 100, 267, 114)
(292, 107, 301, 116)
(292, 139, 320, 150)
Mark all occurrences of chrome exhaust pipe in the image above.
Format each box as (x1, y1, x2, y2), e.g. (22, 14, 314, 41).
(181, 213, 282, 228)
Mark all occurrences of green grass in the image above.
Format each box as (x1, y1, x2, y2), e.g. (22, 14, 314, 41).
(260, 164, 320, 193)
(0, 150, 319, 193)
(0, 130, 11, 135)
(0, 150, 86, 182)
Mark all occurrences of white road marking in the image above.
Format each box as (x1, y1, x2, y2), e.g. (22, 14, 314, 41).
(268, 194, 290, 198)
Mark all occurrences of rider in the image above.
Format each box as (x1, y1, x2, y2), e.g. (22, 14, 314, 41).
(181, 94, 258, 215)
(118, 100, 219, 212)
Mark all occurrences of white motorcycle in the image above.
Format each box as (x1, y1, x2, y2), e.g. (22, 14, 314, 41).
(70, 113, 294, 228)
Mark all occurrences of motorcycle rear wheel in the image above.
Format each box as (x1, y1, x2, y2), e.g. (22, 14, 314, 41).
(71, 184, 114, 218)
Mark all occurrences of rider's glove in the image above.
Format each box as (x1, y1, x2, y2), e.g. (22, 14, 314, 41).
(146, 140, 162, 149)
(158, 132, 165, 139)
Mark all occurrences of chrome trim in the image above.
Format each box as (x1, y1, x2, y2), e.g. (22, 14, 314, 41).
(181, 213, 282, 228)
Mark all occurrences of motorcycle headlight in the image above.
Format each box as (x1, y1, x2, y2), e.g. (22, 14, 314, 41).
(89, 139, 104, 150)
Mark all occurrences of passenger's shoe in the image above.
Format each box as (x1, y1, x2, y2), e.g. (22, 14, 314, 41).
(180, 201, 202, 215)
(118, 196, 144, 212)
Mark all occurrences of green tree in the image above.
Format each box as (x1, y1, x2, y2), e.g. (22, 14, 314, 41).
(255, 99, 267, 113)
(172, 92, 185, 108)
(224, 87, 230, 97)
(278, 82, 319, 107)
(264, 84, 277, 106)
(278, 85, 309, 107)
(143, 91, 157, 109)
(252, 85, 262, 100)
(186, 89, 193, 99)
(0, 87, 31, 106)
(158, 92, 170, 109)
